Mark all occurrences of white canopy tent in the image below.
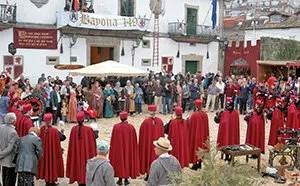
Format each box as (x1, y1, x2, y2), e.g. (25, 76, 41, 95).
(69, 60, 148, 77)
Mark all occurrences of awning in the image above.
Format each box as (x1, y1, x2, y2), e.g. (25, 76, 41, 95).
(287, 62, 300, 68)
(256, 60, 296, 66)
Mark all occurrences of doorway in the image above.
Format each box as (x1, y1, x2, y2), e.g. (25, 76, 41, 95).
(90, 47, 114, 65)
(185, 61, 198, 74)
(186, 7, 197, 35)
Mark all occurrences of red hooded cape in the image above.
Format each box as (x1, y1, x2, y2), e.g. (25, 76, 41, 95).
(139, 117, 165, 174)
(168, 118, 190, 168)
(217, 110, 240, 147)
(66, 125, 97, 184)
(245, 112, 265, 153)
(268, 108, 284, 146)
(109, 122, 140, 179)
(287, 104, 298, 129)
(13, 109, 23, 132)
(37, 125, 64, 183)
(8, 105, 17, 113)
(16, 115, 33, 137)
(189, 111, 210, 164)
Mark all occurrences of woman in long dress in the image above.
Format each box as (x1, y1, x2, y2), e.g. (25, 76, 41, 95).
(113, 82, 125, 115)
(176, 80, 182, 107)
(91, 81, 104, 118)
(124, 80, 135, 114)
(67, 84, 78, 123)
(103, 84, 114, 118)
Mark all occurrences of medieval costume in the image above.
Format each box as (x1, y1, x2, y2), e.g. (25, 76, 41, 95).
(13, 100, 25, 133)
(139, 105, 165, 178)
(103, 84, 114, 118)
(124, 80, 135, 114)
(109, 112, 139, 185)
(189, 99, 209, 170)
(253, 81, 267, 108)
(176, 83, 182, 107)
(91, 82, 104, 118)
(66, 111, 97, 185)
(17, 104, 34, 137)
(36, 114, 65, 186)
(67, 89, 77, 123)
(215, 97, 240, 148)
(267, 98, 284, 146)
(145, 81, 155, 105)
(134, 84, 143, 114)
(245, 100, 265, 153)
(167, 106, 190, 168)
(287, 95, 299, 130)
(113, 82, 125, 115)
(11, 81, 23, 98)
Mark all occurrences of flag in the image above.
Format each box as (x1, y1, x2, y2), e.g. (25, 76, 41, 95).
(74, 0, 80, 10)
(212, 0, 217, 29)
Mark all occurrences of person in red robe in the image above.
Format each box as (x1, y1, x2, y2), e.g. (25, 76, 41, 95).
(13, 100, 25, 133)
(215, 97, 240, 161)
(66, 111, 97, 185)
(245, 100, 265, 154)
(109, 112, 139, 185)
(267, 98, 284, 146)
(37, 113, 65, 186)
(189, 99, 209, 170)
(16, 104, 34, 137)
(139, 105, 164, 181)
(266, 73, 276, 89)
(167, 106, 189, 168)
(287, 95, 298, 129)
(8, 96, 19, 113)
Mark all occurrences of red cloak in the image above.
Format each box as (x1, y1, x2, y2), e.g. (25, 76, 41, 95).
(16, 115, 33, 137)
(287, 104, 298, 129)
(109, 122, 140, 179)
(36, 125, 64, 183)
(13, 109, 23, 133)
(168, 118, 190, 168)
(66, 125, 97, 184)
(245, 112, 265, 153)
(8, 105, 17, 113)
(139, 117, 165, 174)
(268, 108, 284, 146)
(217, 110, 240, 148)
(189, 111, 210, 164)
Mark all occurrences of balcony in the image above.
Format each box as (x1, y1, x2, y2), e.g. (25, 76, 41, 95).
(168, 22, 217, 44)
(0, 4, 17, 30)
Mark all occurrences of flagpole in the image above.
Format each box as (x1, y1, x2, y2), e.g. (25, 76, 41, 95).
(218, 0, 225, 74)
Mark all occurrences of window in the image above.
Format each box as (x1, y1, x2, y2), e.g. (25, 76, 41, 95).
(270, 15, 282, 23)
(120, 0, 134, 17)
(70, 56, 77, 63)
(141, 59, 151, 66)
(46, 56, 60, 65)
(142, 40, 150, 48)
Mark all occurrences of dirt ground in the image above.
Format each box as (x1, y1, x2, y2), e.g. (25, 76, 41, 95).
(28, 106, 299, 185)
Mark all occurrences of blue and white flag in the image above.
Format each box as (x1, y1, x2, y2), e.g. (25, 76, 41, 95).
(212, 0, 217, 29)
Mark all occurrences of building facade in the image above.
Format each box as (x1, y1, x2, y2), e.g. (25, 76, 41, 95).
(0, 0, 219, 83)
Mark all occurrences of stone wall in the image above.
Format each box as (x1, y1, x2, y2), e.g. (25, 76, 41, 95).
(261, 37, 300, 60)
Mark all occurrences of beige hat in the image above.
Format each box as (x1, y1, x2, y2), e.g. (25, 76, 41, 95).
(153, 137, 173, 151)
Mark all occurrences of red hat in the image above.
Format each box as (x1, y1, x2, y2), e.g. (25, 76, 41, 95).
(17, 100, 25, 105)
(290, 95, 296, 100)
(195, 99, 203, 108)
(11, 97, 19, 103)
(23, 104, 32, 113)
(175, 106, 183, 116)
(12, 81, 18, 86)
(256, 100, 263, 106)
(276, 98, 282, 103)
(9, 90, 15, 98)
(226, 97, 232, 103)
(286, 83, 290, 87)
(77, 111, 85, 122)
(120, 112, 128, 120)
(43, 113, 52, 123)
(148, 105, 157, 112)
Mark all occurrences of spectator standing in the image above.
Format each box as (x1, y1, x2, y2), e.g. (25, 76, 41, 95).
(176, 81, 182, 107)
(248, 77, 256, 110)
(145, 81, 155, 105)
(67, 84, 78, 123)
(239, 79, 250, 115)
(50, 84, 61, 125)
(154, 80, 164, 113)
(190, 79, 202, 111)
(162, 82, 172, 115)
(38, 73, 46, 84)
(18, 75, 26, 91)
(224, 78, 235, 99)
(146, 137, 181, 186)
(134, 83, 143, 114)
(0, 113, 18, 186)
(216, 77, 225, 109)
(0, 89, 10, 124)
(86, 140, 116, 186)
(80, 76, 88, 88)
(181, 80, 190, 112)
(43, 81, 53, 113)
(20, 85, 32, 100)
(54, 76, 63, 86)
(15, 127, 43, 186)
(206, 81, 220, 112)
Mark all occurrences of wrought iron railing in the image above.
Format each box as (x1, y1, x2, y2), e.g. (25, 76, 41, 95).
(168, 22, 216, 37)
(0, 4, 17, 23)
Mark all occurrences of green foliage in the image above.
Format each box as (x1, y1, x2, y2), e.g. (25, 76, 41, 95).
(170, 142, 263, 186)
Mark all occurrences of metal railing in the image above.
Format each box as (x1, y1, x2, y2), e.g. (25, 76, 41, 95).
(168, 22, 216, 37)
(0, 4, 17, 23)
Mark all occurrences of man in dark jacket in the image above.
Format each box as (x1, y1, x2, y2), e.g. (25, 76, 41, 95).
(15, 127, 42, 186)
(239, 79, 250, 115)
(190, 79, 202, 111)
(50, 84, 61, 125)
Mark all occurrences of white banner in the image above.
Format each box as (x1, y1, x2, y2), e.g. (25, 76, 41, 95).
(56, 11, 149, 31)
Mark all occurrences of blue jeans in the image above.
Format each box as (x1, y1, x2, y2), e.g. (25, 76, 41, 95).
(162, 97, 173, 114)
(234, 96, 239, 110)
(247, 93, 253, 109)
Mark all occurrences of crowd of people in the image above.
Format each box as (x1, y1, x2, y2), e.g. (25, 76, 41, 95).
(0, 70, 300, 186)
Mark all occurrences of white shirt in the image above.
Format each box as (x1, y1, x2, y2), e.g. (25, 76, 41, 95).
(30, 131, 38, 137)
(159, 152, 171, 158)
(216, 81, 225, 94)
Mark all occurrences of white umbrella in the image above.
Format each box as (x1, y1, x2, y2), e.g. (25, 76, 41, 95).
(69, 60, 148, 77)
